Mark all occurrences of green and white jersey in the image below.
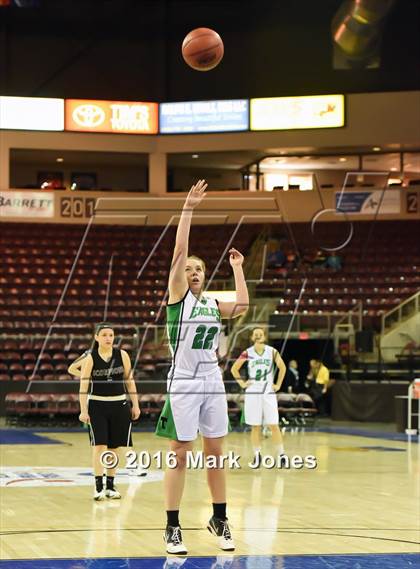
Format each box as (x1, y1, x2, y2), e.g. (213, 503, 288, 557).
(245, 344, 276, 392)
(167, 289, 222, 378)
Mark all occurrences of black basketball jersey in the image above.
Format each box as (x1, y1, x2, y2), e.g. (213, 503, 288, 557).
(90, 347, 126, 397)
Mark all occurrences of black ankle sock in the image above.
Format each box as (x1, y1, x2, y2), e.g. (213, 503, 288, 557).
(106, 476, 115, 490)
(167, 510, 180, 527)
(95, 475, 103, 492)
(213, 502, 227, 520)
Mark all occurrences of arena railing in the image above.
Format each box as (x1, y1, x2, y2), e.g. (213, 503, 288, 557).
(382, 291, 419, 334)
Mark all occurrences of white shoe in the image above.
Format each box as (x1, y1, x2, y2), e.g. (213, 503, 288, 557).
(105, 488, 121, 499)
(164, 525, 188, 555)
(93, 489, 106, 501)
(207, 516, 235, 551)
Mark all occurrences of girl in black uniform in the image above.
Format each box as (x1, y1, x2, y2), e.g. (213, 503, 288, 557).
(79, 323, 141, 500)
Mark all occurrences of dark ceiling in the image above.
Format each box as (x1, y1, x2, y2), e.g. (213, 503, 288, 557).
(0, 0, 419, 102)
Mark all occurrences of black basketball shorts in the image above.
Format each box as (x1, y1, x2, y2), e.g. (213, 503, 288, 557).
(88, 398, 132, 448)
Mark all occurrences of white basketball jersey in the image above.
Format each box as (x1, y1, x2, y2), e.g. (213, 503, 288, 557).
(167, 289, 221, 378)
(246, 345, 276, 392)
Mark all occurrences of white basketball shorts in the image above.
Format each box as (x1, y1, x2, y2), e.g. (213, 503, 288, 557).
(157, 367, 229, 442)
(244, 386, 279, 426)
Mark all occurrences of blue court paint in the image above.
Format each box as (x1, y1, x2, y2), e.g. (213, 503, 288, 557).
(0, 429, 63, 445)
(0, 554, 419, 569)
(311, 426, 419, 443)
(3, 426, 155, 434)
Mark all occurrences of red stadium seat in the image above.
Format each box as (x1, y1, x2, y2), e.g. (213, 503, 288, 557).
(43, 374, 56, 381)
(58, 374, 72, 381)
(22, 353, 36, 361)
(33, 393, 58, 416)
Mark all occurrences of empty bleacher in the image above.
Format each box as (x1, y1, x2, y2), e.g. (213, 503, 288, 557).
(258, 219, 420, 326)
(0, 219, 418, 392)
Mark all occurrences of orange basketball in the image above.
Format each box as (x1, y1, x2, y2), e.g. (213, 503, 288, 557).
(182, 27, 224, 71)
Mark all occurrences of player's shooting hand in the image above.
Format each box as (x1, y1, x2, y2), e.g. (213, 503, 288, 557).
(184, 179, 208, 209)
(79, 412, 90, 424)
(229, 248, 244, 267)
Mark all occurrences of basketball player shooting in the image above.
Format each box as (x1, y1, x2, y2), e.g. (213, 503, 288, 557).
(155, 179, 249, 554)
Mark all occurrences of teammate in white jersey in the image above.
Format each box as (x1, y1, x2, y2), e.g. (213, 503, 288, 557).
(231, 327, 286, 461)
(155, 179, 249, 555)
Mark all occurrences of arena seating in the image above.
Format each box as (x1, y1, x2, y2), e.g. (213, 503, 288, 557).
(1, 220, 419, 385)
(258, 219, 420, 326)
(4, 391, 317, 427)
(0, 222, 257, 333)
(0, 222, 259, 382)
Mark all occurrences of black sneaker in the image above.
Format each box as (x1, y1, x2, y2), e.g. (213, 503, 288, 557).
(207, 516, 235, 551)
(164, 525, 188, 555)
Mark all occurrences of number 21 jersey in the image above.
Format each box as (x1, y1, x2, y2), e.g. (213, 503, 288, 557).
(245, 345, 276, 393)
(167, 289, 221, 378)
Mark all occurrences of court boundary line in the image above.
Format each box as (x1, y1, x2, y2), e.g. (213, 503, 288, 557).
(1, 528, 419, 546)
(0, 551, 419, 564)
(1, 426, 418, 443)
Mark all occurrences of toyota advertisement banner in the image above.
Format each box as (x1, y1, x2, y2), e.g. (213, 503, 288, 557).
(65, 99, 159, 134)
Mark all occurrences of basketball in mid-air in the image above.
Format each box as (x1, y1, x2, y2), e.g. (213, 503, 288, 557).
(182, 27, 224, 71)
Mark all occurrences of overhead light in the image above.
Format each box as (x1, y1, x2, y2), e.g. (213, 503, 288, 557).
(41, 182, 50, 189)
(192, 154, 199, 159)
(56, 157, 64, 163)
(372, 146, 381, 151)
(339, 157, 347, 162)
(390, 167, 398, 171)
(71, 182, 77, 190)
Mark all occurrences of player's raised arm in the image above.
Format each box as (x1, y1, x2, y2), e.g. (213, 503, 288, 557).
(217, 248, 249, 319)
(273, 350, 287, 392)
(168, 179, 208, 304)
